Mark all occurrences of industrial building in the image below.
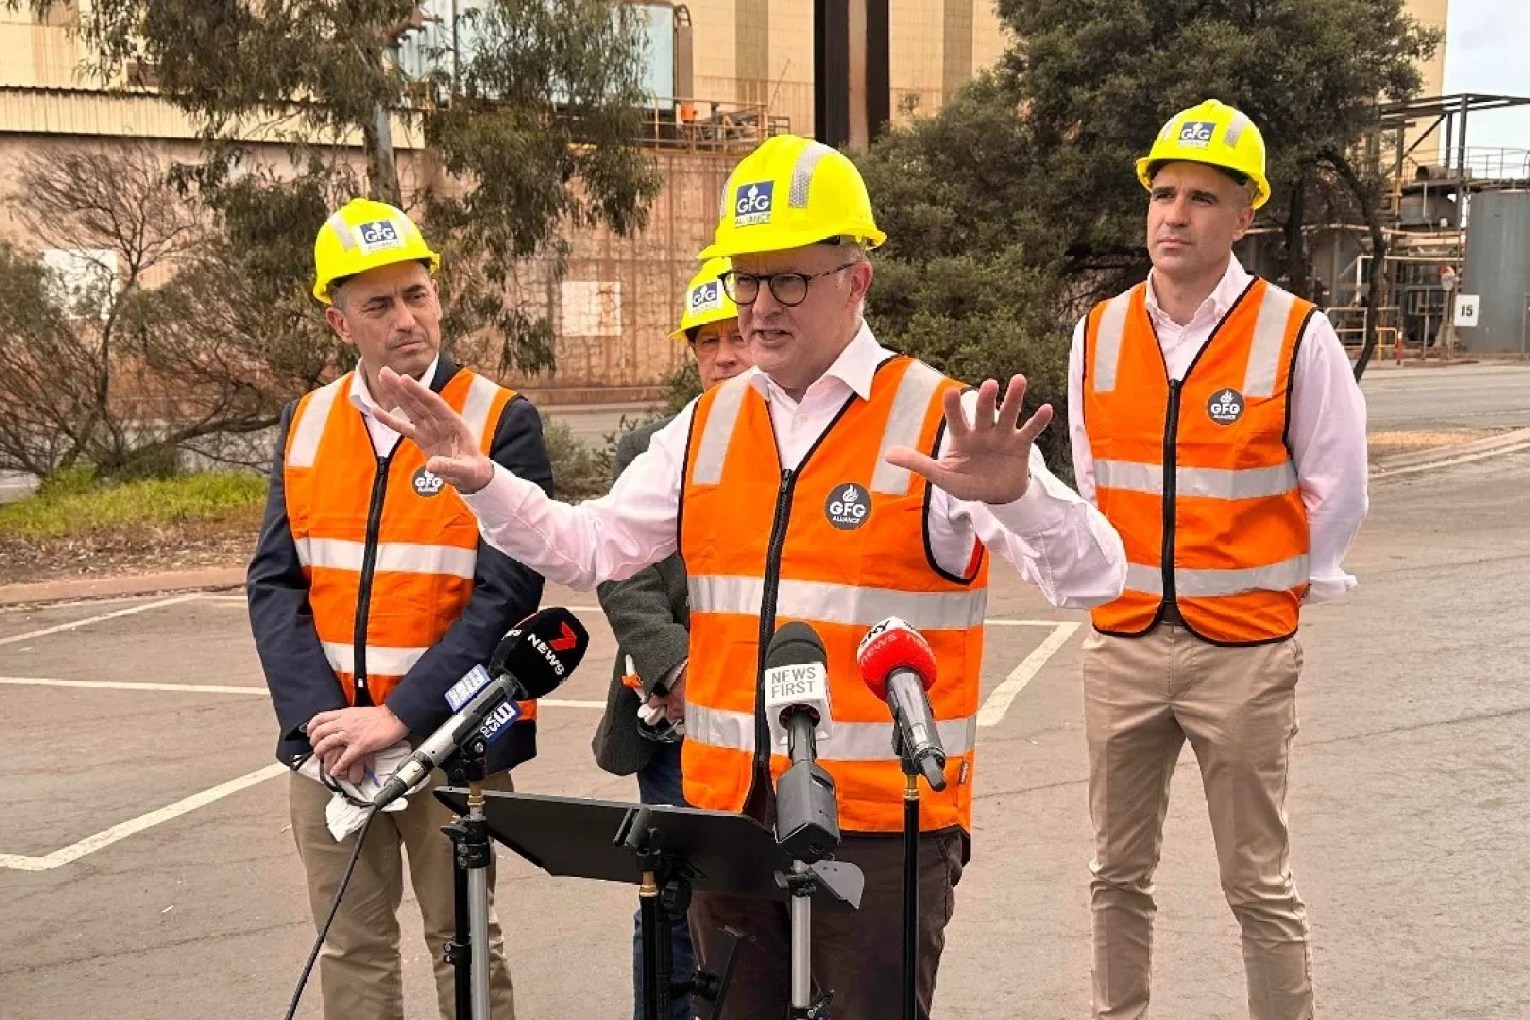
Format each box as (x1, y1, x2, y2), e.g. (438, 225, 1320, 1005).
(3, 0, 1513, 409)
(1242, 88, 1530, 360)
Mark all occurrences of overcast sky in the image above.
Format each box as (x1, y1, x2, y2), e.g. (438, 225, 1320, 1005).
(1441, 0, 1530, 154)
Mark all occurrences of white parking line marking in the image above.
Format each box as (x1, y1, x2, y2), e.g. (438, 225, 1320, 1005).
(0, 676, 268, 696)
(985, 618, 1074, 627)
(190, 594, 607, 615)
(0, 594, 203, 647)
(977, 622, 1080, 728)
(0, 763, 288, 872)
(0, 675, 608, 710)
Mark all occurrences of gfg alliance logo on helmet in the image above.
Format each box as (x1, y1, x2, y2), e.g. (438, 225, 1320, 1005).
(357, 219, 405, 253)
(825, 482, 871, 530)
(412, 465, 446, 497)
(734, 181, 774, 226)
(1207, 388, 1245, 425)
(1178, 120, 1216, 149)
(690, 280, 725, 312)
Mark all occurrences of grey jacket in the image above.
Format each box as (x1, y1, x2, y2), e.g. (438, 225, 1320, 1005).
(592, 417, 691, 776)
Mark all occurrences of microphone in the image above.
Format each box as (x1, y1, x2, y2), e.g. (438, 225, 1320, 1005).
(764, 621, 840, 863)
(763, 621, 833, 753)
(371, 607, 589, 808)
(856, 617, 947, 793)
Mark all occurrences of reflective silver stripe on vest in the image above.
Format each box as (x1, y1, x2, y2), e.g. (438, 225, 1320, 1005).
(685, 703, 977, 759)
(870, 360, 945, 496)
(690, 374, 752, 486)
(321, 641, 429, 678)
(287, 376, 346, 469)
(1091, 290, 1134, 394)
(689, 575, 987, 631)
(294, 537, 477, 580)
(1178, 462, 1296, 500)
(460, 374, 502, 452)
(1095, 459, 1297, 500)
(1244, 285, 1298, 398)
(1125, 554, 1309, 598)
(1094, 460, 1164, 495)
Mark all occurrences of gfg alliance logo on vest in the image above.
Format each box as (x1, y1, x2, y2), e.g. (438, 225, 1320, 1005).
(1177, 121, 1216, 149)
(412, 465, 446, 497)
(734, 181, 774, 226)
(1207, 388, 1244, 425)
(825, 482, 871, 530)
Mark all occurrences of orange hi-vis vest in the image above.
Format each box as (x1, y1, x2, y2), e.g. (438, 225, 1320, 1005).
(282, 367, 537, 723)
(679, 357, 989, 834)
(1083, 277, 1313, 646)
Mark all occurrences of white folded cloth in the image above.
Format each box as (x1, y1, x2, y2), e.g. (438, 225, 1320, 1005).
(295, 739, 414, 840)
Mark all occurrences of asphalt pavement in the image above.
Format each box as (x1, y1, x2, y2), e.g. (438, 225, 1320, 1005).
(1360, 361, 1530, 432)
(2, 364, 1529, 1018)
(2, 447, 1529, 1017)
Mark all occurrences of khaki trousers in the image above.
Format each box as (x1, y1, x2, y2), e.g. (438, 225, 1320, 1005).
(1083, 624, 1312, 1020)
(289, 769, 517, 1020)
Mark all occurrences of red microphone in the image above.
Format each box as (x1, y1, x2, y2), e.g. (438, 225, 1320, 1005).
(856, 618, 947, 791)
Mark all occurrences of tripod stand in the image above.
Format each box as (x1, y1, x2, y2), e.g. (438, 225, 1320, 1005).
(440, 736, 495, 1020)
(616, 805, 743, 1020)
(774, 708, 865, 1019)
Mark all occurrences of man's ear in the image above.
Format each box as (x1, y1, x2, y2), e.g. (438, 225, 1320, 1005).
(1231, 203, 1257, 243)
(848, 260, 874, 302)
(324, 304, 351, 342)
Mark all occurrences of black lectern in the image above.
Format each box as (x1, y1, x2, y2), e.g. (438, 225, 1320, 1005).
(435, 788, 862, 1020)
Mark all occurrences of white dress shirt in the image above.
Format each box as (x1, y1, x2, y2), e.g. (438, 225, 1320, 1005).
(466, 326, 1126, 609)
(1067, 257, 1369, 603)
(349, 357, 440, 457)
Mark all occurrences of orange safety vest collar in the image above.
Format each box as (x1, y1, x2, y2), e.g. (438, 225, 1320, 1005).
(1082, 277, 1313, 646)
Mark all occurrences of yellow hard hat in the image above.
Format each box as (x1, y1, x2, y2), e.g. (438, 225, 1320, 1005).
(312, 197, 441, 304)
(1136, 99, 1271, 210)
(699, 134, 886, 260)
(669, 257, 738, 341)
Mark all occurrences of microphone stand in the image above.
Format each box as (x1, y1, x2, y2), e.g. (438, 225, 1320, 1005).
(614, 805, 743, 1020)
(442, 734, 493, 1020)
(894, 729, 920, 1020)
(774, 711, 844, 1020)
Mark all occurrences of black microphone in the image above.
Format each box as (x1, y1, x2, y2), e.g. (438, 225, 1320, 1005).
(764, 621, 840, 863)
(371, 607, 589, 808)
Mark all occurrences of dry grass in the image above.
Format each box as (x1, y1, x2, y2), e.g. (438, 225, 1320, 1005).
(1367, 427, 1507, 461)
(0, 471, 265, 585)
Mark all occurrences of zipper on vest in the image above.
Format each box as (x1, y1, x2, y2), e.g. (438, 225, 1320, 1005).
(352, 451, 394, 707)
(750, 467, 798, 785)
(1160, 379, 1182, 612)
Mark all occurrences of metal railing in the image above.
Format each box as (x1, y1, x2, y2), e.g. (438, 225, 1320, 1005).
(635, 96, 790, 153)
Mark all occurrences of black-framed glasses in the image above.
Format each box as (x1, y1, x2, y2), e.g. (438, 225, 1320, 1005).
(719, 261, 859, 307)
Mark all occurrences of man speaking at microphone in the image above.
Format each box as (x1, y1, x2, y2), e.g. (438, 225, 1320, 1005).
(369, 135, 1127, 1019)
(246, 199, 552, 1020)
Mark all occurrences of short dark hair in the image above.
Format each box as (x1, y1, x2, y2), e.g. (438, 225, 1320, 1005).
(327, 274, 357, 304)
